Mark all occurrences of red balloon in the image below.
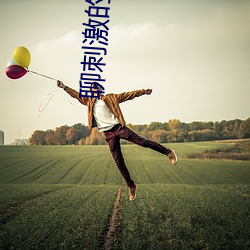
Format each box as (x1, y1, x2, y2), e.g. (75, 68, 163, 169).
(6, 65, 27, 79)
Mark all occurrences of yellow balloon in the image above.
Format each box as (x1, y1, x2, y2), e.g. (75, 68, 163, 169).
(13, 46, 31, 68)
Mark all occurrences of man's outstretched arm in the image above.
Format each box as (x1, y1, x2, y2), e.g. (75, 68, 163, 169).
(57, 80, 89, 105)
(116, 88, 153, 103)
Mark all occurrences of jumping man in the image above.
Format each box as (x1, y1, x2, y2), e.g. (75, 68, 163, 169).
(57, 81, 177, 201)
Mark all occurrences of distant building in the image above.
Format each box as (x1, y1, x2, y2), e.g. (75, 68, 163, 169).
(0, 131, 4, 145)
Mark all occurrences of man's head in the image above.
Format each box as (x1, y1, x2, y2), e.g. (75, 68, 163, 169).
(90, 82, 105, 98)
(91, 82, 104, 92)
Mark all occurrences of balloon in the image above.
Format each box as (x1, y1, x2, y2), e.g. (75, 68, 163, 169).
(7, 58, 17, 67)
(6, 65, 27, 79)
(13, 46, 31, 68)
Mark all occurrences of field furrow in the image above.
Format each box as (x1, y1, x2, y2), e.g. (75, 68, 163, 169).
(0, 185, 75, 224)
(0, 185, 119, 249)
(0, 142, 249, 249)
(119, 184, 250, 250)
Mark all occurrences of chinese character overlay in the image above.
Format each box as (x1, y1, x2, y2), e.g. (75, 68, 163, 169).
(79, 0, 111, 99)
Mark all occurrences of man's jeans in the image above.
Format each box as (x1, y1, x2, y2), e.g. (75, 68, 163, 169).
(104, 124, 171, 187)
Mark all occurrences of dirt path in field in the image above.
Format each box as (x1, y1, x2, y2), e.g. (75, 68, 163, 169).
(103, 186, 122, 250)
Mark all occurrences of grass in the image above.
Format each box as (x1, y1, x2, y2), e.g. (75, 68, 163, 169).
(0, 145, 121, 185)
(0, 184, 118, 249)
(186, 140, 250, 161)
(0, 141, 250, 249)
(120, 184, 250, 250)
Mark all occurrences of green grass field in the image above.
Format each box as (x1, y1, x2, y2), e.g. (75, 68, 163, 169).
(0, 141, 249, 249)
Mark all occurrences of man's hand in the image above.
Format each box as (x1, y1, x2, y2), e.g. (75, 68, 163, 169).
(145, 89, 152, 95)
(57, 80, 65, 89)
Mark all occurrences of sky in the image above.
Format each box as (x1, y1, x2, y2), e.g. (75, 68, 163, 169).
(0, 0, 249, 144)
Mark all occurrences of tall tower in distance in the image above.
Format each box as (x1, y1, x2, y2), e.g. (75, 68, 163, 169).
(0, 131, 4, 146)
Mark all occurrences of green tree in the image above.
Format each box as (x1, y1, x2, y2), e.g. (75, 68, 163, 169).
(188, 129, 216, 141)
(72, 123, 90, 144)
(233, 119, 243, 138)
(239, 118, 250, 138)
(213, 121, 221, 139)
(189, 121, 204, 131)
(147, 122, 167, 131)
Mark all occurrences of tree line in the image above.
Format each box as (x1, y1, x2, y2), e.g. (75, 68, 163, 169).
(29, 118, 250, 145)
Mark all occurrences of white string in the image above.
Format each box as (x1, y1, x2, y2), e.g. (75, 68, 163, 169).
(67, 99, 75, 106)
(28, 69, 58, 81)
(37, 89, 78, 118)
(38, 88, 58, 118)
(27, 69, 76, 117)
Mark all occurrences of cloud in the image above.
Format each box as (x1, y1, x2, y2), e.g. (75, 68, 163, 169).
(35, 31, 79, 49)
(108, 23, 166, 61)
(30, 31, 83, 84)
(32, 31, 80, 63)
(109, 23, 155, 43)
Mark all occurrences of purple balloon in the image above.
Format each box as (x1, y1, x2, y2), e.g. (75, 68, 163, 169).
(6, 65, 27, 79)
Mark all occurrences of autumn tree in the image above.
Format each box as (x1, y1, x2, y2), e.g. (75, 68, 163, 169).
(45, 129, 57, 145)
(66, 127, 75, 145)
(29, 118, 250, 145)
(150, 129, 167, 143)
(54, 125, 68, 145)
(66, 123, 90, 144)
(29, 130, 46, 145)
(86, 128, 106, 145)
(167, 119, 184, 142)
(66, 124, 89, 145)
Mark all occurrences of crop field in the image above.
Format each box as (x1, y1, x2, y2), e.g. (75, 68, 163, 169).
(0, 141, 249, 249)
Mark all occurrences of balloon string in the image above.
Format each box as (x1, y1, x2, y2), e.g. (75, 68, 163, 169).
(28, 69, 58, 81)
(38, 88, 58, 118)
(67, 99, 75, 106)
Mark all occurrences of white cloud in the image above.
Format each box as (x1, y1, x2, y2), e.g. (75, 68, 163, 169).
(109, 23, 155, 46)
(34, 31, 79, 49)
(29, 31, 83, 86)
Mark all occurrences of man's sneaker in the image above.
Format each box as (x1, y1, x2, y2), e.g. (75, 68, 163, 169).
(129, 186, 137, 201)
(168, 150, 178, 165)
